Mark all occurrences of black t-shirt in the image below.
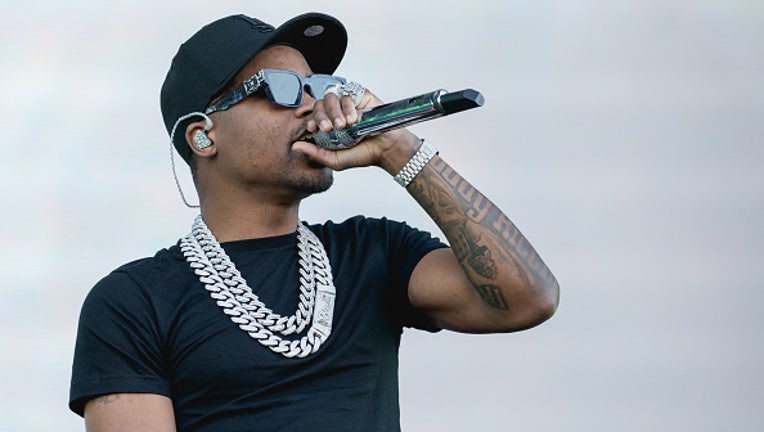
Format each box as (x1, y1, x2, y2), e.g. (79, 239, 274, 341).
(70, 216, 446, 431)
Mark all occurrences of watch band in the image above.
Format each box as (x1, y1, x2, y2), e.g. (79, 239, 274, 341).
(393, 139, 438, 187)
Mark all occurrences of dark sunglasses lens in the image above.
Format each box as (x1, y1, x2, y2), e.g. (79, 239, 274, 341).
(266, 71, 302, 106)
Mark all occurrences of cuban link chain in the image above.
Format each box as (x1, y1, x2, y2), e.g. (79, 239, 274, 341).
(179, 215, 336, 358)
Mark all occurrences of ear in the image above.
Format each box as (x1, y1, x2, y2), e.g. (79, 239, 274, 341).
(185, 119, 217, 159)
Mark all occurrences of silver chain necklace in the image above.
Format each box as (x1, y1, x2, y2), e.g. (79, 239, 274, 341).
(179, 215, 336, 358)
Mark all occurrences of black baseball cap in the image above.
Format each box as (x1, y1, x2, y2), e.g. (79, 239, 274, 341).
(160, 13, 348, 164)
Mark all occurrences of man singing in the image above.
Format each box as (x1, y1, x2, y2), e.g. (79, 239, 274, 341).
(69, 12, 559, 431)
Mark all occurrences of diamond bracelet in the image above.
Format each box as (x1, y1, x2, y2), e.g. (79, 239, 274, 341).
(393, 139, 438, 187)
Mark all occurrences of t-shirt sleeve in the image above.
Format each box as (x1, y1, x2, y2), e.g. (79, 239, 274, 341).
(69, 269, 171, 416)
(383, 218, 449, 331)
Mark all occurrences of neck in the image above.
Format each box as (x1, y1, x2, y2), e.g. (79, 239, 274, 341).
(199, 198, 301, 243)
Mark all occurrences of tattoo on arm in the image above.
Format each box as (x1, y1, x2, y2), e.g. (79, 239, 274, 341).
(476, 284, 509, 309)
(447, 219, 497, 279)
(409, 157, 554, 309)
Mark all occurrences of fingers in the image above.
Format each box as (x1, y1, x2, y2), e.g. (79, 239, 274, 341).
(292, 140, 340, 167)
(311, 94, 360, 131)
(307, 83, 374, 133)
(292, 139, 376, 171)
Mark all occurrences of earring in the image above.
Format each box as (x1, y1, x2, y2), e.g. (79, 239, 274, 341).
(194, 129, 212, 149)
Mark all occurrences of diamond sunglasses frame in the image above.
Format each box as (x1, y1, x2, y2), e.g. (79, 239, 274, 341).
(204, 69, 347, 114)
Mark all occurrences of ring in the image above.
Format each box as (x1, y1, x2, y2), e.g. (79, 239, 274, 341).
(323, 84, 342, 99)
(323, 82, 365, 107)
(341, 81, 365, 107)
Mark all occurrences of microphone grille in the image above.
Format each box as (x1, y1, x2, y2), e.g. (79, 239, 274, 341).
(312, 129, 357, 150)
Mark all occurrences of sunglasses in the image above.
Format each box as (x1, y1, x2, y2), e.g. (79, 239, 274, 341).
(205, 69, 347, 114)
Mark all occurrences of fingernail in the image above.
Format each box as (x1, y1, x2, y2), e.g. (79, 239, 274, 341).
(320, 119, 333, 131)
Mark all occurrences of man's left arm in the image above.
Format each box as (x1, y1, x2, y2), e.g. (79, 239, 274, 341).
(295, 88, 559, 333)
(402, 149, 559, 333)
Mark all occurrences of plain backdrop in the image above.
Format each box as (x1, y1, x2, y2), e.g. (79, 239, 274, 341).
(1, 1, 762, 431)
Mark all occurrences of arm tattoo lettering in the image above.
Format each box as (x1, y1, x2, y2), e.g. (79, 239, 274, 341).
(411, 173, 498, 279)
(409, 157, 554, 310)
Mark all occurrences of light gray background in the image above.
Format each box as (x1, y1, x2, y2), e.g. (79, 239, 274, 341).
(2, 1, 762, 430)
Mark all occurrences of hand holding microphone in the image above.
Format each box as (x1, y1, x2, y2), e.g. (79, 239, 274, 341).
(303, 87, 485, 150)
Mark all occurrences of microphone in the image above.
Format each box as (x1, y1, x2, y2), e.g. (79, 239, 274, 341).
(303, 88, 484, 149)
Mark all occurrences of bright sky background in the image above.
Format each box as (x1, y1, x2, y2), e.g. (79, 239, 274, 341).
(2, 1, 762, 431)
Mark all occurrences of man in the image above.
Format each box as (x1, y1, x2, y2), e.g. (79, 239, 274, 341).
(69, 12, 559, 432)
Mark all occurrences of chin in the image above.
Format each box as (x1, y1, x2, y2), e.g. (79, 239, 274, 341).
(295, 169, 334, 196)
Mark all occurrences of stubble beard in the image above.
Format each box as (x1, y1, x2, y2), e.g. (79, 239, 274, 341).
(285, 164, 334, 198)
